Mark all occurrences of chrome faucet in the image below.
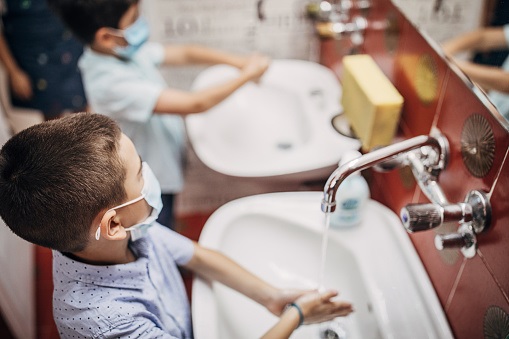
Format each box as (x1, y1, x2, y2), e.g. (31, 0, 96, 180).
(321, 133, 446, 213)
(306, 1, 369, 44)
(322, 130, 492, 258)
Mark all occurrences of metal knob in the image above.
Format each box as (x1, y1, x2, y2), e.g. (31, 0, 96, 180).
(434, 224, 477, 258)
(400, 204, 442, 232)
(400, 202, 473, 233)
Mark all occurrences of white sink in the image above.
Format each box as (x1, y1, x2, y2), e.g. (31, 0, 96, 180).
(192, 192, 453, 339)
(186, 60, 360, 178)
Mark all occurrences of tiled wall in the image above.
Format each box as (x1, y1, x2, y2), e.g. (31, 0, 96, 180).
(321, 0, 509, 337)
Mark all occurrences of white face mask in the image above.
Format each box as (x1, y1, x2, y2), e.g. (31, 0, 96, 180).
(95, 162, 163, 241)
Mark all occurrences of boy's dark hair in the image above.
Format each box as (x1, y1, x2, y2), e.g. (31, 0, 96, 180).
(47, 0, 139, 44)
(0, 113, 127, 252)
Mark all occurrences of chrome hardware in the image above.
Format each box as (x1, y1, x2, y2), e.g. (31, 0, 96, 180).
(306, 1, 371, 44)
(316, 16, 367, 40)
(321, 129, 491, 259)
(465, 190, 491, 234)
(433, 190, 491, 258)
(401, 202, 472, 233)
(321, 133, 447, 213)
(422, 190, 490, 259)
(376, 129, 449, 205)
(434, 224, 477, 258)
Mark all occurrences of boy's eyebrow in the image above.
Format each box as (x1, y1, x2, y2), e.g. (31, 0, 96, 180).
(138, 156, 143, 176)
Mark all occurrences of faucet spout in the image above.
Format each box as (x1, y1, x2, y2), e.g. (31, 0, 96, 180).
(322, 135, 443, 213)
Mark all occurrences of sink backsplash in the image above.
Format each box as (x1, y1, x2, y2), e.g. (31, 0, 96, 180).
(319, 0, 509, 337)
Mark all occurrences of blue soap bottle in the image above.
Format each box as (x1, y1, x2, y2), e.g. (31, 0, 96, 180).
(330, 150, 370, 228)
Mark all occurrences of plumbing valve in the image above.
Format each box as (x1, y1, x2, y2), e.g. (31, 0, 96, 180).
(400, 202, 472, 233)
(434, 224, 477, 258)
(400, 190, 491, 258)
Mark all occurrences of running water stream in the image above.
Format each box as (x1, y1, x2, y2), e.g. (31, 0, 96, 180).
(318, 212, 332, 290)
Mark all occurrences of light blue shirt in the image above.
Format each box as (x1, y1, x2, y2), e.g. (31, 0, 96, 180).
(487, 24, 509, 121)
(78, 43, 186, 193)
(52, 224, 195, 338)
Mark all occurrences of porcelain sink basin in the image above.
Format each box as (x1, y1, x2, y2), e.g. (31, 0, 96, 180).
(192, 192, 453, 339)
(186, 60, 360, 178)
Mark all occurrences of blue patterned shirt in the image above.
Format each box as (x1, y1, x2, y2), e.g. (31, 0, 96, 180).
(52, 224, 194, 338)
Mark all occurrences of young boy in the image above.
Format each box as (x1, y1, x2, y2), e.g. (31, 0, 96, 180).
(46, 0, 271, 228)
(0, 113, 353, 338)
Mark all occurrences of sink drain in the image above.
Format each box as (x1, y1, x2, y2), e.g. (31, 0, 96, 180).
(276, 142, 293, 150)
(319, 320, 348, 339)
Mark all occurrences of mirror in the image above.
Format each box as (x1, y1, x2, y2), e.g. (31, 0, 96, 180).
(391, 0, 509, 129)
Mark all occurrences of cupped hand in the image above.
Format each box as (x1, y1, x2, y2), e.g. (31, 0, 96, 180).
(294, 289, 353, 325)
(10, 68, 33, 100)
(241, 53, 270, 82)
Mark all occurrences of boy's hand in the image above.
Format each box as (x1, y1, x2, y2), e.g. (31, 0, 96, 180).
(10, 68, 33, 100)
(265, 289, 311, 316)
(240, 54, 270, 82)
(295, 289, 353, 325)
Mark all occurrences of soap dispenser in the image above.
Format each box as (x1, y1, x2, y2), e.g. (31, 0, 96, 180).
(330, 150, 370, 228)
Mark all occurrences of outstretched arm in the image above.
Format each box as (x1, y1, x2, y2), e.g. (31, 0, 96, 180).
(163, 44, 252, 68)
(184, 244, 353, 339)
(453, 59, 509, 93)
(441, 27, 507, 56)
(153, 54, 270, 115)
(184, 244, 304, 314)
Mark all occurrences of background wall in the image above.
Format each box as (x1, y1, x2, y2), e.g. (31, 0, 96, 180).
(320, 0, 509, 337)
(142, 0, 319, 90)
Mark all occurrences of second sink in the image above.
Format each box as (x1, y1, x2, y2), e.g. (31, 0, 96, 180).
(186, 59, 361, 178)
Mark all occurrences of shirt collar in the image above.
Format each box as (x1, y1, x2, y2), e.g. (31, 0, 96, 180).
(53, 238, 153, 290)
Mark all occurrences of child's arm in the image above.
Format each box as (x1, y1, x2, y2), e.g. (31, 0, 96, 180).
(162, 44, 251, 69)
(184, 244, 353, 338)
(184, 244, 304, 314)
(0, 32, 32, 100)
(452, 59, 509, 93)
(441, 28, 507, 56)
(153, 54, 270, 115)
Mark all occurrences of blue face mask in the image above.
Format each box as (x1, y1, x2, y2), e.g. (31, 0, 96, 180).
(95, 162, 163, 241)
(113, 16, 150, 59)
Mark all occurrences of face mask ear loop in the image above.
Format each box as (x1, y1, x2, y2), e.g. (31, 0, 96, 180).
(95, 194, 147, 241)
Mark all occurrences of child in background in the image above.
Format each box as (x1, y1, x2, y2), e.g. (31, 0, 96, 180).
(46, 0, 271, 228)
(442, 25, 509, 120)
(0, 0, 87, 120)
(0, 113, 353, 338)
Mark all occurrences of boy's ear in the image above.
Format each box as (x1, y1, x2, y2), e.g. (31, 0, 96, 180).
(94, 27, 124, 50)
(98, 209, 128, 241)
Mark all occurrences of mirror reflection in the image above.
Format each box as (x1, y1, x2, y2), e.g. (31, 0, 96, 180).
(392, 0, 509, 125)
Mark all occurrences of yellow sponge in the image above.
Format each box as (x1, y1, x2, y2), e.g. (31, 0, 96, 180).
(341, 54, 403, 151)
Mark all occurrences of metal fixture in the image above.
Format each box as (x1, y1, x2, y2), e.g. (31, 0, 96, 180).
(321, 133, 447, 213)
(400, 188, 490, 234)
(400, 202, 473, 233)
(316, 16, 368, 41)
(306, 1, 370, 44)
(483, 306, 509, 338)
(432, 190, 491, 258)
(461, 114, 495, 178)
(322, 131, 492, 258)
(434, 223, 476, 258)
(319, 319, 348, 339)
